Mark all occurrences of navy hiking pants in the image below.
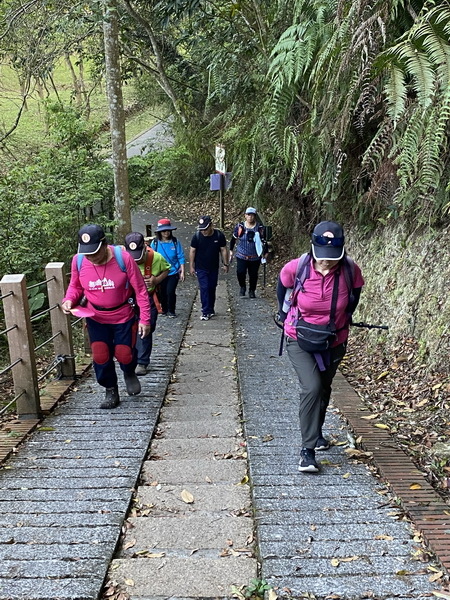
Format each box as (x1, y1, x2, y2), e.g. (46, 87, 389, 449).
(196, 268, 219, 316)
(86, 316, 137, 389)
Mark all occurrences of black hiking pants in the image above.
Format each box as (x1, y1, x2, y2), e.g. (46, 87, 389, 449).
(236, 257, 261, 291)
(285, 337, 347, 448)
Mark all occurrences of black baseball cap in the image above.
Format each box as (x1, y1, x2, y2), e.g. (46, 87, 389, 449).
(311, 221, 345, 260)
(77, 224, 106, 255)
(197, 216, 212, 230)
(124, 232, 145, 261)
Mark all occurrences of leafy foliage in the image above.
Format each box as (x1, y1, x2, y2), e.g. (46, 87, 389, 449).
(122, 0, 450, 228)
(128, 144, 211, 203)
(0, 103, 114, 280)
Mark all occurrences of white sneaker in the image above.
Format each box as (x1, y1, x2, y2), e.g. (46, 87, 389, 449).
(200, 314, 210, 321)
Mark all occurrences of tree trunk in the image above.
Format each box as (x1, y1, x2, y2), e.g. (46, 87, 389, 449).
(102, 0, 131, 242)
(65, 53, 82, 107)
(77, 53, 90, 118)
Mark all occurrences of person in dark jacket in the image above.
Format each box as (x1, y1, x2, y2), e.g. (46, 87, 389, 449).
(229, 207, 267, 298)
(189, 216, 229, 320)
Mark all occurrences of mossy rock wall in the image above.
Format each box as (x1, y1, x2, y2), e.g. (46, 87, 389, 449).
(346, 224, 450, 370)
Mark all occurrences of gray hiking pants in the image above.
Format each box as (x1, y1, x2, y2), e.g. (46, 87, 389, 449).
(285, 336, 347, 449)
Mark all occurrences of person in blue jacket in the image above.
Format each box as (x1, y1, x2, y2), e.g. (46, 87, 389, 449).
(150, 218, 185, 318)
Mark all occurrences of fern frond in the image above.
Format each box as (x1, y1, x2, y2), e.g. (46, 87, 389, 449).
(389, 43, 435, 107)
(414, 22, 450, 87)
(384, 64, 408, 122)
(282, 126, 299, 188)
(394, 108, 425, 189)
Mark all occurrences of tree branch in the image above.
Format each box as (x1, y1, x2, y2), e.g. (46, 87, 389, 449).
(0, 76, 31, 145)
(121, 0, 187, 122)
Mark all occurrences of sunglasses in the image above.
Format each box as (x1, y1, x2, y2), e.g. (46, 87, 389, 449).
(313, 234, 344, 247)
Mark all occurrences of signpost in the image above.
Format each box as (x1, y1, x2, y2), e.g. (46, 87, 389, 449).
(215, 145, 226, 228)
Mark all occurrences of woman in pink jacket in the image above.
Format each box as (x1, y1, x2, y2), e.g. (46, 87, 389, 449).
(278, 221, 364, 473)
(62, 224, 151, 409)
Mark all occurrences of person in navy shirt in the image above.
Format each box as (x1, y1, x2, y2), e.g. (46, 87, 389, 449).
(189, 216, 229, 320)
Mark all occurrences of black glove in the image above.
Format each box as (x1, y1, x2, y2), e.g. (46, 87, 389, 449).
(276, 310, 287, 323)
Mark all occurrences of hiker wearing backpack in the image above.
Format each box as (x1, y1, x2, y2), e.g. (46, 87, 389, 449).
(150, 218, 185, 318)
(189, 216, 229, 320)
(61, 224, 151, 409)
(277, 221, 364, 473)
(229, 207, 268, 298)
(124, 232, 170, 376)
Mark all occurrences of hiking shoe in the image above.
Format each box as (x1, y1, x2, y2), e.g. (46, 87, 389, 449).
(135, 364, 148, 376)
(100, 386, 120, 409)
(239, 287, 246, 296)
(160, 312, 167, 316)
(208, 311, 216, 318)
(315, 436, 330, 451)
(249, 290, 256, 298)
(124, 372, 141, 396)
(200, 314, 210, 321)
(298, 448, 319, 473)
(168, 312, 177, 318)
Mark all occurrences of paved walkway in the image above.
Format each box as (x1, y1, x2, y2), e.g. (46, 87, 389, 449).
(0, 213, 445, 599)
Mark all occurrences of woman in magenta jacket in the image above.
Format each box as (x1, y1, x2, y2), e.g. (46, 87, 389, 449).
(62, 224, 151, 409)
(278, 221, 364, 473)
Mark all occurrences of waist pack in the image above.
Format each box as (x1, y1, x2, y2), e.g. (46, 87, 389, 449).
(295, 319, 337, 352)
(295, 263, 340, 353)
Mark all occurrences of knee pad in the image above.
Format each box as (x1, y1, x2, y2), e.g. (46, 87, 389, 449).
(91, 341, 110, 365)
(115, 344, 133, 365)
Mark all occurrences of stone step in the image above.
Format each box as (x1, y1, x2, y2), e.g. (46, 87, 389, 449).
(110, 556, 257, 598)
(120, 514, 253, 551)
(132, 484, 250, 515)
(142, 457, 247, 485)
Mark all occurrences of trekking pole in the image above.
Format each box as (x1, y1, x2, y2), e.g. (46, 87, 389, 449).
(262, 258, 267, 288)
(351, 322, 389, 330)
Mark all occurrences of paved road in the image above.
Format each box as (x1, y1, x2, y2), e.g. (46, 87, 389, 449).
(126, 119, 173, 157)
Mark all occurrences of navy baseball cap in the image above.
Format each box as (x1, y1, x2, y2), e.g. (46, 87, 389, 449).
(77, 224, 106, 255)
(197, 216, 212, 230)
(124, 232, 145, 261)
(311, 221, 345, 260)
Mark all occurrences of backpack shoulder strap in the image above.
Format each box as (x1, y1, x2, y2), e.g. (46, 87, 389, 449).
(76, 253, 84, 271)
(288, 253, 311, 311)
(144, 246, 154, 275)
(294, 253, 311, 294)
(237, 222, 245, 237)
(342, 255, 356, 315)
(113, 245, 127, 273)
(342, 255, 355, 291)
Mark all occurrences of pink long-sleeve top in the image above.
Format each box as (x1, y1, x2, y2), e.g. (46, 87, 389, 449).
(63, 246, 151, 325)
(280, 256, 364, 346)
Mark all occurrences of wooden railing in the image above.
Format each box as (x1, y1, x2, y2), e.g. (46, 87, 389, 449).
(0, 263, 78, 419)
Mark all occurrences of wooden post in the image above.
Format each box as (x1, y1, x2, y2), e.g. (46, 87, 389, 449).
(219, 173, 225, 230)
(46, 263, 76, 378)
(0, 274, 40, 418)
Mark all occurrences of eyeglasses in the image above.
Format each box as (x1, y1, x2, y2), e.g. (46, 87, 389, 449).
(312, 234, 344, 247)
